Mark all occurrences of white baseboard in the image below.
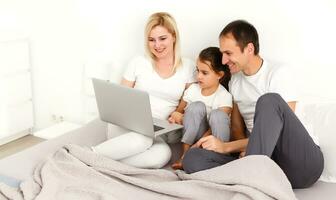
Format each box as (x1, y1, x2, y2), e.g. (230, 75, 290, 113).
(33, 121, 81, 140)
(0, 128, 32, 146)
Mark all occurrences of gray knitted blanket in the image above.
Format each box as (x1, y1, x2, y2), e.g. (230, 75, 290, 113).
(0, 144, 296, 200)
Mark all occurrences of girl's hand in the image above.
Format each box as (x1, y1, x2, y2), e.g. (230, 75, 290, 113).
(168, 111, 183, 125)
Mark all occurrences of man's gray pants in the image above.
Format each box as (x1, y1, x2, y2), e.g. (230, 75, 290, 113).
(182, 93, 324, 189)
(182, 101, 230, 145)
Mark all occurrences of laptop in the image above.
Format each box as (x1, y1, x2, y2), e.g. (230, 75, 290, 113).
(92, 78, 183, 138)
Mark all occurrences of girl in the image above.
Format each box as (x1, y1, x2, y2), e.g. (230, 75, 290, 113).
(169, 47, 232, 170)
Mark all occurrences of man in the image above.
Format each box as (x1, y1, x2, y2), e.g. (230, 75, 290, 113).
(182, 20, 324, 189)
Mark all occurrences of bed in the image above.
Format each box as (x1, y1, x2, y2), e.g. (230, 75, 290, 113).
(1, 100, 336, 199)
(0, 119, 107, 181)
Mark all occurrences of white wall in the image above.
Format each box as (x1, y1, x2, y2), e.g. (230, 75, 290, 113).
(1, 0, 335, 130)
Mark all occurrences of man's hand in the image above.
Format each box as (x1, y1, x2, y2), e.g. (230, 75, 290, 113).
(194, 135, 229, 154)
(168, 111, 183, 124)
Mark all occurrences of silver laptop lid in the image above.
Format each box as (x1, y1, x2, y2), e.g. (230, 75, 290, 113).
(92, 78, 155, 138)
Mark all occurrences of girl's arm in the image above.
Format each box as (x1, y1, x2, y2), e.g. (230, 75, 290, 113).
(174, 99, 187, 114)
(168, 99, 187, 124)
(168, 83, 192, 124)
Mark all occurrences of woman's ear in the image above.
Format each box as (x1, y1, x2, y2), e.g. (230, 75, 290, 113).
(218, 71, 225, 79)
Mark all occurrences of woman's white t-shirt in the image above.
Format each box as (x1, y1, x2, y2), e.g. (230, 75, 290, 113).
(183, 83, 232, 118)
(123, 56, 196, 120)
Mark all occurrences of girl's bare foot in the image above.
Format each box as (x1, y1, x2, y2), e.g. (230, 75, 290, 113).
(172, 143, 190, 170)
(171, 159, 183, 170)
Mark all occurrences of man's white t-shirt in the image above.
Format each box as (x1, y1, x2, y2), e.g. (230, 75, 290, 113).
(123, 55, 196, 120)
(229, 60, 319, 144)
(183, 83, 232, 118)
(229, 60, 298, 133)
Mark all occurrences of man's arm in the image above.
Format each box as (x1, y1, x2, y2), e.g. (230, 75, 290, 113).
(195, 103, 248, 154)
(230, 103, 246, 140)
(287, 101, 296, 112)
(197, 100, 297, 155)
(195, 135, 248, 154)
(225, 101, 296, 154)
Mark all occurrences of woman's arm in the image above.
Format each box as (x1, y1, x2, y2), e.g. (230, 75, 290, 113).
(121, 78, 135, 88)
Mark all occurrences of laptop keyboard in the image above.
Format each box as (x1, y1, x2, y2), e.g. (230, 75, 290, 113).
(154, 125, 164, 132)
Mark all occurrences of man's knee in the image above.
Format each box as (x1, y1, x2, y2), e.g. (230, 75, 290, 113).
(256, 93, 283, 108)
(182, 148, 208, 174)
(186, 101, 207, 115)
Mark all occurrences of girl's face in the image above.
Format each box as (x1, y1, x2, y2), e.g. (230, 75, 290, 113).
(196, 59, 223, 89)
(148, 25, 175, 60)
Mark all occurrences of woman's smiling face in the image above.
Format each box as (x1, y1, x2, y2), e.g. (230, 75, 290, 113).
(148, 25, 175, 59)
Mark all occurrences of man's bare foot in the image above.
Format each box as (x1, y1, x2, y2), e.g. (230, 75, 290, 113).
(171, 159, 183, 170)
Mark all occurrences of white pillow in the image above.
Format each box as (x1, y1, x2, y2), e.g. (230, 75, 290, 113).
(298, 101, 336, 182)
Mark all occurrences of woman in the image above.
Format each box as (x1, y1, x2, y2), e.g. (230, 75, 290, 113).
(93, 12, 196, 169)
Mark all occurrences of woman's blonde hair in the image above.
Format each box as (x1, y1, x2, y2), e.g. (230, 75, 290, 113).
(144, 12, 182, 70)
